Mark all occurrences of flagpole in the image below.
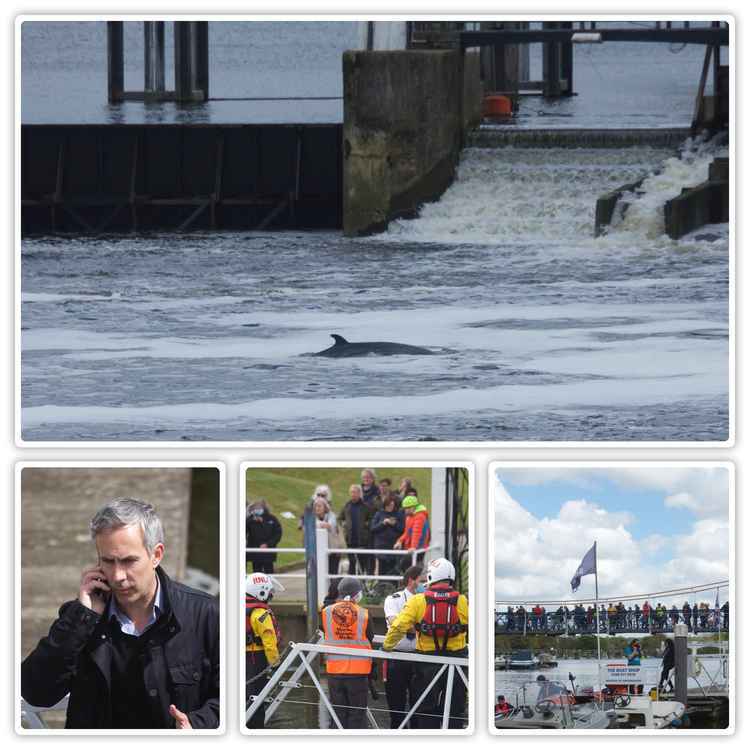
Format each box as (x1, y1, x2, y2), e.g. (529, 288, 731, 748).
(594, 542, 602, 693)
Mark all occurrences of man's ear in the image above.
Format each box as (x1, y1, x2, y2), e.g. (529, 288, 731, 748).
(151, 542, 165, 568)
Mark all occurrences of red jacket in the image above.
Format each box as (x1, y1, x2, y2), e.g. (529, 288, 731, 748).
(397, 508, 431, 549)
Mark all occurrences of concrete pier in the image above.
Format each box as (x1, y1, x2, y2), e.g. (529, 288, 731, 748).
(342, 49, 481, 236)
(664, 157, 729, 239)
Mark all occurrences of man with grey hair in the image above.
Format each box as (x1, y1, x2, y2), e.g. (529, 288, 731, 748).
(21, 498, 220, 729)
(360, 468, 380, 510)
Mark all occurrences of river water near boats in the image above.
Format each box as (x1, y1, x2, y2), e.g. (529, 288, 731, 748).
(495, 657, 729, 729)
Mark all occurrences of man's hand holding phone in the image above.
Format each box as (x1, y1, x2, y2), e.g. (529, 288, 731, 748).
(79, 565, 111, 615)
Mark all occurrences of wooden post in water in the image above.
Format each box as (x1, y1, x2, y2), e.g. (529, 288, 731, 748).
(107, 21, 124, 103)
(480, 21, 525, 104)
(144, 21, 166, 100)
(196, 21, 210, 100)
(174, 21, 209, 103)
(560, 21, 574, 95)
(674, 623, 689, 707)
(542, 21, 562, 97)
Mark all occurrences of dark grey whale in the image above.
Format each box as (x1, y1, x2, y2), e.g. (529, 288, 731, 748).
(312, 334, 436, 358)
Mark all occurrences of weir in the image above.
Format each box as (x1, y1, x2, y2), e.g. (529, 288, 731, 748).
(20, 21, 730, 238)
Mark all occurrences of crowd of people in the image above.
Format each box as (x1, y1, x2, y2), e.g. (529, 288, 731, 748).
(498, 599, 729, 634)
(246, 469, 432, 578)
(245, 557, 469, 730)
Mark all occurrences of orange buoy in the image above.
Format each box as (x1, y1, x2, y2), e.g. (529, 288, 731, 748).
(483, 94, 513, 118)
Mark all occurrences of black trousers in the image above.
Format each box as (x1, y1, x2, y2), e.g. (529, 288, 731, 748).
(248, 557, 275, 574)
(246, 650, 269, 728)
(412, 648, 468, 728)
(327, 675, 369, 729)
(659, 663, 674, 690)
(385, 658, 416, 728)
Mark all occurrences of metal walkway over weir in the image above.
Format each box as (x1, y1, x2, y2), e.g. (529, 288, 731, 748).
(495, 580, 730, 637)
(457, 25, 729, 49)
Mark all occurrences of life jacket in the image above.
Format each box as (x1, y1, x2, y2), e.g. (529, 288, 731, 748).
(246, 596, 282, 650)
(321, 601, 372, 675)
(416, 584, 467, 652)
(496, 700, 512, 715)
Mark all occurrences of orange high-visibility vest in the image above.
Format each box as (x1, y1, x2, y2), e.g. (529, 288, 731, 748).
(321, 601, 372, 675)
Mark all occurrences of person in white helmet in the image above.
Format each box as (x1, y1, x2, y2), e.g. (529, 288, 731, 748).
(245, 572, 284, 728)
(383, 557, 468, 728)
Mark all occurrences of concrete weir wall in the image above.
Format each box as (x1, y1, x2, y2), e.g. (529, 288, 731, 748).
(343, 49, 481, 236)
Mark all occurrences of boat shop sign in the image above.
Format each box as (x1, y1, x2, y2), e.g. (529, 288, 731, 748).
(605, 662, 644, 684)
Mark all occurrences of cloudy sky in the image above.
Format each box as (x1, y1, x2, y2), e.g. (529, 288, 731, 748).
(494, 465, 731, 606)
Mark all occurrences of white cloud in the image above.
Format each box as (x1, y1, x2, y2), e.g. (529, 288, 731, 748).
(494, 475, 730, 606)
(497, 466, 730, 521)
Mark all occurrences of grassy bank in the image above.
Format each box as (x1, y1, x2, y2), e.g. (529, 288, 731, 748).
(245, 467, 434, 569)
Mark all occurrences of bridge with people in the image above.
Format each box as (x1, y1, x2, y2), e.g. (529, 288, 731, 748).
(495, 581, 730, 637)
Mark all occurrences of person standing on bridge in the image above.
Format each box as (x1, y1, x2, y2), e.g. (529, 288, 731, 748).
(382, 565, 424, 728)
(246, 500, 282, 574)
(245, 572, 283, 729)
(320, 577, 375, 729)
(360, 468, 382, 510)
(382, 557, 468, 729)
(340, 484, 374, 576)
(21, 498, 220, 729)
(393, 494, 430, 571)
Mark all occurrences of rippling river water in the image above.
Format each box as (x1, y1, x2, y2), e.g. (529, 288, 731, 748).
(20, 22, 730, 441)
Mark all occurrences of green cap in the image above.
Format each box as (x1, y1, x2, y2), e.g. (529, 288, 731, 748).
(401, 496, 419, 509)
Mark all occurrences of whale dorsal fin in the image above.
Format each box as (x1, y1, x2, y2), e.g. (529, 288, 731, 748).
(331, 334, 348, 345)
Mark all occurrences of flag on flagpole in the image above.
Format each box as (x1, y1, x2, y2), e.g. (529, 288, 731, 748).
(571, 542, 597, 593)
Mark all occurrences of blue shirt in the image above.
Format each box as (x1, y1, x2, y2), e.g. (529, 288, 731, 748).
(107, 574, 163, 636)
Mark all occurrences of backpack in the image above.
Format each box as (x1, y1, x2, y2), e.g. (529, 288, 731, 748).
(416, 585, 466, 651)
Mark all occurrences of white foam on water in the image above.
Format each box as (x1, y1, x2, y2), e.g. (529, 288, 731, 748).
(22, 299, 724, 366)
(23, 369, 725, 429)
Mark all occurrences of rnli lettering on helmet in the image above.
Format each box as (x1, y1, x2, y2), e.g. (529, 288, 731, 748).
(252, 575, 266, 584)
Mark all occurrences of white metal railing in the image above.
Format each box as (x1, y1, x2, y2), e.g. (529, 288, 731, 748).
(247, 640, 468, 730)
(20, 696, 69, 729)
(245, 546, 308, 580)
(248, 530, 443, 607)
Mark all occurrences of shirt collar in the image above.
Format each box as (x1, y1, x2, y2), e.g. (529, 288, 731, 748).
(108, 572, 162, 636)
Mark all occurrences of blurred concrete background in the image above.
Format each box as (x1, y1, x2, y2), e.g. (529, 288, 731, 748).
(21, 467, 195, 659)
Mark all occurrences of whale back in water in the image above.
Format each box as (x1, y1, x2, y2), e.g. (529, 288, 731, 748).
(313, 334, 435, 358)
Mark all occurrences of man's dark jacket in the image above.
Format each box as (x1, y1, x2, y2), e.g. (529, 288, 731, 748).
(21, 567, 220, 729)
(245, 511, 283, 565)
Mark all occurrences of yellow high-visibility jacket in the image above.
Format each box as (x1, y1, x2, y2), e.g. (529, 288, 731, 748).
(383, 588, 469, 653)
(247, 607, 280, 665)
